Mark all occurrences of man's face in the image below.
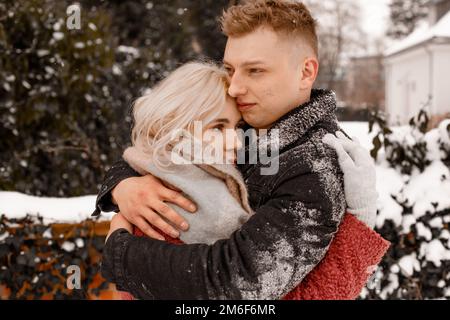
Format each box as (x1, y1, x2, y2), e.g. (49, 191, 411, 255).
(223, 26, 307, 129)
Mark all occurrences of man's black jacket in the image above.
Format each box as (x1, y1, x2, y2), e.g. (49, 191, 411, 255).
(96, 89, 347, 299)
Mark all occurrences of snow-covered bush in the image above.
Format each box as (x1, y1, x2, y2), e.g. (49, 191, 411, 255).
(362, 112, 450, 300)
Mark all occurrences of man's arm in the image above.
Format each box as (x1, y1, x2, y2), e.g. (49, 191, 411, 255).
(92, 160, 140, 216)
(92, 159, 196, 240)
(101, 162, 346, 300)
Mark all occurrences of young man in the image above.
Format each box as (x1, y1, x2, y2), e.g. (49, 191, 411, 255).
(96, 0, 383, 299)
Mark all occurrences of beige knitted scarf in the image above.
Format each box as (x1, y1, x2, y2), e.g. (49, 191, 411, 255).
(123, 146, 254, 215)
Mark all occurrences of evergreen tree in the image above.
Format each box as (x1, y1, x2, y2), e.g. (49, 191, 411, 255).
(0, 0, 229, 197)
(387, 0, 429, 39)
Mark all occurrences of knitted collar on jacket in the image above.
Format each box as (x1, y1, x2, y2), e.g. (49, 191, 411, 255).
(237, 89, 337, 175)
(258, 88, 338, 153)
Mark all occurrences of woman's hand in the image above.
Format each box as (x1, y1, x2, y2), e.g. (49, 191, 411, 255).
(323, 131, 378, 229)
(106, 213, 134, 243)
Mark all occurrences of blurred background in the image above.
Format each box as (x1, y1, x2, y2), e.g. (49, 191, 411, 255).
(0, 0, 449, 300)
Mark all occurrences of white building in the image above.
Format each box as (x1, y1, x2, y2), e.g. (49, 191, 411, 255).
(384, 0, 450, 125)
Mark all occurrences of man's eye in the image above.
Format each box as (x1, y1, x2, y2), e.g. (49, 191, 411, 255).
(213, 124, 224, 131)
(249, 68, 263, 74)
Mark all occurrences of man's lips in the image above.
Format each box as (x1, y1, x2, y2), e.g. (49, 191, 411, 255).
(237, 103, 256, 111)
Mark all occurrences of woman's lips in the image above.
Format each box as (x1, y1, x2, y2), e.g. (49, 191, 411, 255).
(237, 103, 256, 111)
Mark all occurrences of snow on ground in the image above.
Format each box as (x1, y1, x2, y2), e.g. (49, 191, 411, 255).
(0, 192, 114, 224)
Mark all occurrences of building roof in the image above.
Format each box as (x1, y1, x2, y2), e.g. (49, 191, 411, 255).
(385, 10, 450, 57)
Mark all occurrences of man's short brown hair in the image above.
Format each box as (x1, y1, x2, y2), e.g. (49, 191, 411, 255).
(220, 0, 318, 57)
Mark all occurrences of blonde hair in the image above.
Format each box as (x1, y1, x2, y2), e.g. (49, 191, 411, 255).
(220, 0, 318, 57)
(131, 61, 229, 168)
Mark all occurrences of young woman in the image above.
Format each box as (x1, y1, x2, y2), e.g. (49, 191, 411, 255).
(107, 61, 389, 300)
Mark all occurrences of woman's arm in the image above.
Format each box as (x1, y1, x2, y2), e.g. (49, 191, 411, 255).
(283, 213, 390, 300)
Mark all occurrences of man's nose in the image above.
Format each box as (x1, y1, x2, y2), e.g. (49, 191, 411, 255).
(228, 74, 247, 97)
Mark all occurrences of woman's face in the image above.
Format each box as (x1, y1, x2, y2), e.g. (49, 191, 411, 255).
(202, 96, 244, 164)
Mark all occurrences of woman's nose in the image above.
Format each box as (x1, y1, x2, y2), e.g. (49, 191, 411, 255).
(235, 134, 243, 150)
(225, 130, 242, 151)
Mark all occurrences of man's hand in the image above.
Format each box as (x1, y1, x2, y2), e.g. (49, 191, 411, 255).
(105, 213, 133, 243)
(111, 174, 197, 240)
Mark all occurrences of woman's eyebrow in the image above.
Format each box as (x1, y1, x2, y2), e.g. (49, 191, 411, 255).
(212, 118, 230, 124)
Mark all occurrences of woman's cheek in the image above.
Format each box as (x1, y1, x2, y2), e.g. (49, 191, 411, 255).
(203, 130, 223, 148)
(224, 150, 236, 164)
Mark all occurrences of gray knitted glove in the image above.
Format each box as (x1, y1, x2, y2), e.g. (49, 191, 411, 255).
(323, 132, 378, 229)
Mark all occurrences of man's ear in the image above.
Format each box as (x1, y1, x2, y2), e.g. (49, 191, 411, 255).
(299, 57, 319, 90)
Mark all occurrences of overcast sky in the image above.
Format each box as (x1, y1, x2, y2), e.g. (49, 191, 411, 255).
(357, 0, 391, 38)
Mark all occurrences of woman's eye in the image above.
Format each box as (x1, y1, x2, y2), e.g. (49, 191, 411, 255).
(236, 121, 245, 129)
